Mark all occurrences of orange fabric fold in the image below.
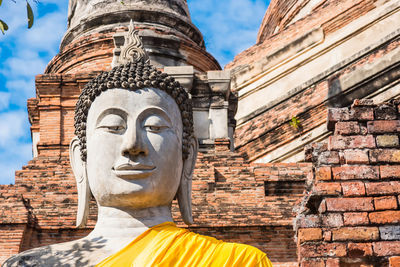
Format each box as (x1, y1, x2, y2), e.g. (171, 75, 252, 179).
(96, 222, 273, 267)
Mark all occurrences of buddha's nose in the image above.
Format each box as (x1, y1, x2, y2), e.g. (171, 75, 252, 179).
(120, 124, 148, 157)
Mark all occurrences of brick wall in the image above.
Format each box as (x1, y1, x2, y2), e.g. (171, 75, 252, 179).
(295, 99, 400, 266)
(20, 228, 91, 252)
(0, 225, 27, 264)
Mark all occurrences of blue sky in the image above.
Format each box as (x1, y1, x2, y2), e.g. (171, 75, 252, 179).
(0, 0, 268, 185)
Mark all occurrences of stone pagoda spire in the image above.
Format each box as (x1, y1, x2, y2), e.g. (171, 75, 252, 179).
(46, 0, 220, 73)
(67, 0, 192, 30)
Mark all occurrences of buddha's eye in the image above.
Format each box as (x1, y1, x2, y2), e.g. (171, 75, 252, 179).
(97, 114, 126, 134)
(143, 115, 169, 133)
(105, 125, 125, 132)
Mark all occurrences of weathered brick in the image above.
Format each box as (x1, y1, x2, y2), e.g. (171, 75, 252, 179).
(380, 226, 400, 240)
(300, 259, 325, 267)
(370, 149, 400, 163)
(319, 151, 340, 165)
(300, 243, 347, 257)
(342, 181, 365, 196)
(334, 121, 360, 135)
(328, 135, 375, 150)
(332, 166, 379, 180)
(389, 256, 400, 267)
(332, 227, 379, 241)
(368, 120, 400, 133)
(376, 135, 399, 148)
(352, 99, 375, 107)
(373, 241, 400, 256)
(369, 211, 400, 224)
(296, 215, 321, 228)
(322, 213, 343, 228)
(374, 104, 398, 120)
(298, 228, 323, 243)
(314, 182, 341, 195)
(327, 108, 350, 130)
(319, 199, 327, 213)
(214, 138, 231, 151)
(343, 149, 369, 164)
(325, 258, 340, 267)
(349, 107, 374, 121)
(348, 242, 373, 257)
(374, 196, 398, 210)
(326, 197, 373, 212)
(305, 143, 328, 162)
(380, 165, 400, 179)
(315, 166, 332, 181)
(343, 212, 369, 226)
(365, 181, 400, 195)
(323, 230, 332, 241)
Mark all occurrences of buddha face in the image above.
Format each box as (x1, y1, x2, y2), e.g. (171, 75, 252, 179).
(85, 88, 183, 209)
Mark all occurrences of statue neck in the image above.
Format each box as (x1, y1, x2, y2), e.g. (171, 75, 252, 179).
(89, 205, 174, 240)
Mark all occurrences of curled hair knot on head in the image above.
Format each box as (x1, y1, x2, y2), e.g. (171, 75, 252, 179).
(74, 61, 194, 162)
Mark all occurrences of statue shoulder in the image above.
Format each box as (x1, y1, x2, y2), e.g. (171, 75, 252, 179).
(2, 238, 103, 267)
(2, 245, 54, 267)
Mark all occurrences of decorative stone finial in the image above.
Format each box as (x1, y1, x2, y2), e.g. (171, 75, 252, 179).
(112, 20, 150, 68)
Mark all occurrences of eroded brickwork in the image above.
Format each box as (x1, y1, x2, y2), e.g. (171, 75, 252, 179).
(295, 99, 400, 266)
(0, 225, 26, 264)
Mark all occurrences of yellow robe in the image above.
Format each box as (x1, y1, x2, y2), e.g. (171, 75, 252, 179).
(97, 222, 273, 267)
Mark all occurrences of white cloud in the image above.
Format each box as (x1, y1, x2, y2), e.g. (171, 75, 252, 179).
(0, 111, 29, 147)
(5, 79, 34, 93)
(0, 143, 32, 184)
(1, 53, 44, 107)
(0, 92, 11, 111)
(3, 56, 47, 78)
(15, 11, 67, 54)
(0, 0, 67, 38)
(5, 78, 35, 107)
(0, 110, 31, 184)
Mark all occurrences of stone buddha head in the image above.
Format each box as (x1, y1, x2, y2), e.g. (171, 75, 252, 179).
(69, 59, 198, 228)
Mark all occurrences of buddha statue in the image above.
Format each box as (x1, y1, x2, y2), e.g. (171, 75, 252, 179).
(3, 26, 272, 267)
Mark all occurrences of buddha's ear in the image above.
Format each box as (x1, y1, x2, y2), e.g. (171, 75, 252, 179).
(69, 136, 90, 228)
(177, 136, 198, 225)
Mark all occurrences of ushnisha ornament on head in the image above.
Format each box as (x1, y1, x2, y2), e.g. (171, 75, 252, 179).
(115, 20, 150, 67)
(72, 20, 195, 228)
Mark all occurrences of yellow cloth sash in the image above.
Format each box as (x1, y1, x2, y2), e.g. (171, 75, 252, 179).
(96, 222, 273, 266)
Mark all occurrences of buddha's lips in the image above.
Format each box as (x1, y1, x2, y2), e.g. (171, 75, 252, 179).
(112, 163, 156, 179)
(113, 163, 155, 171)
